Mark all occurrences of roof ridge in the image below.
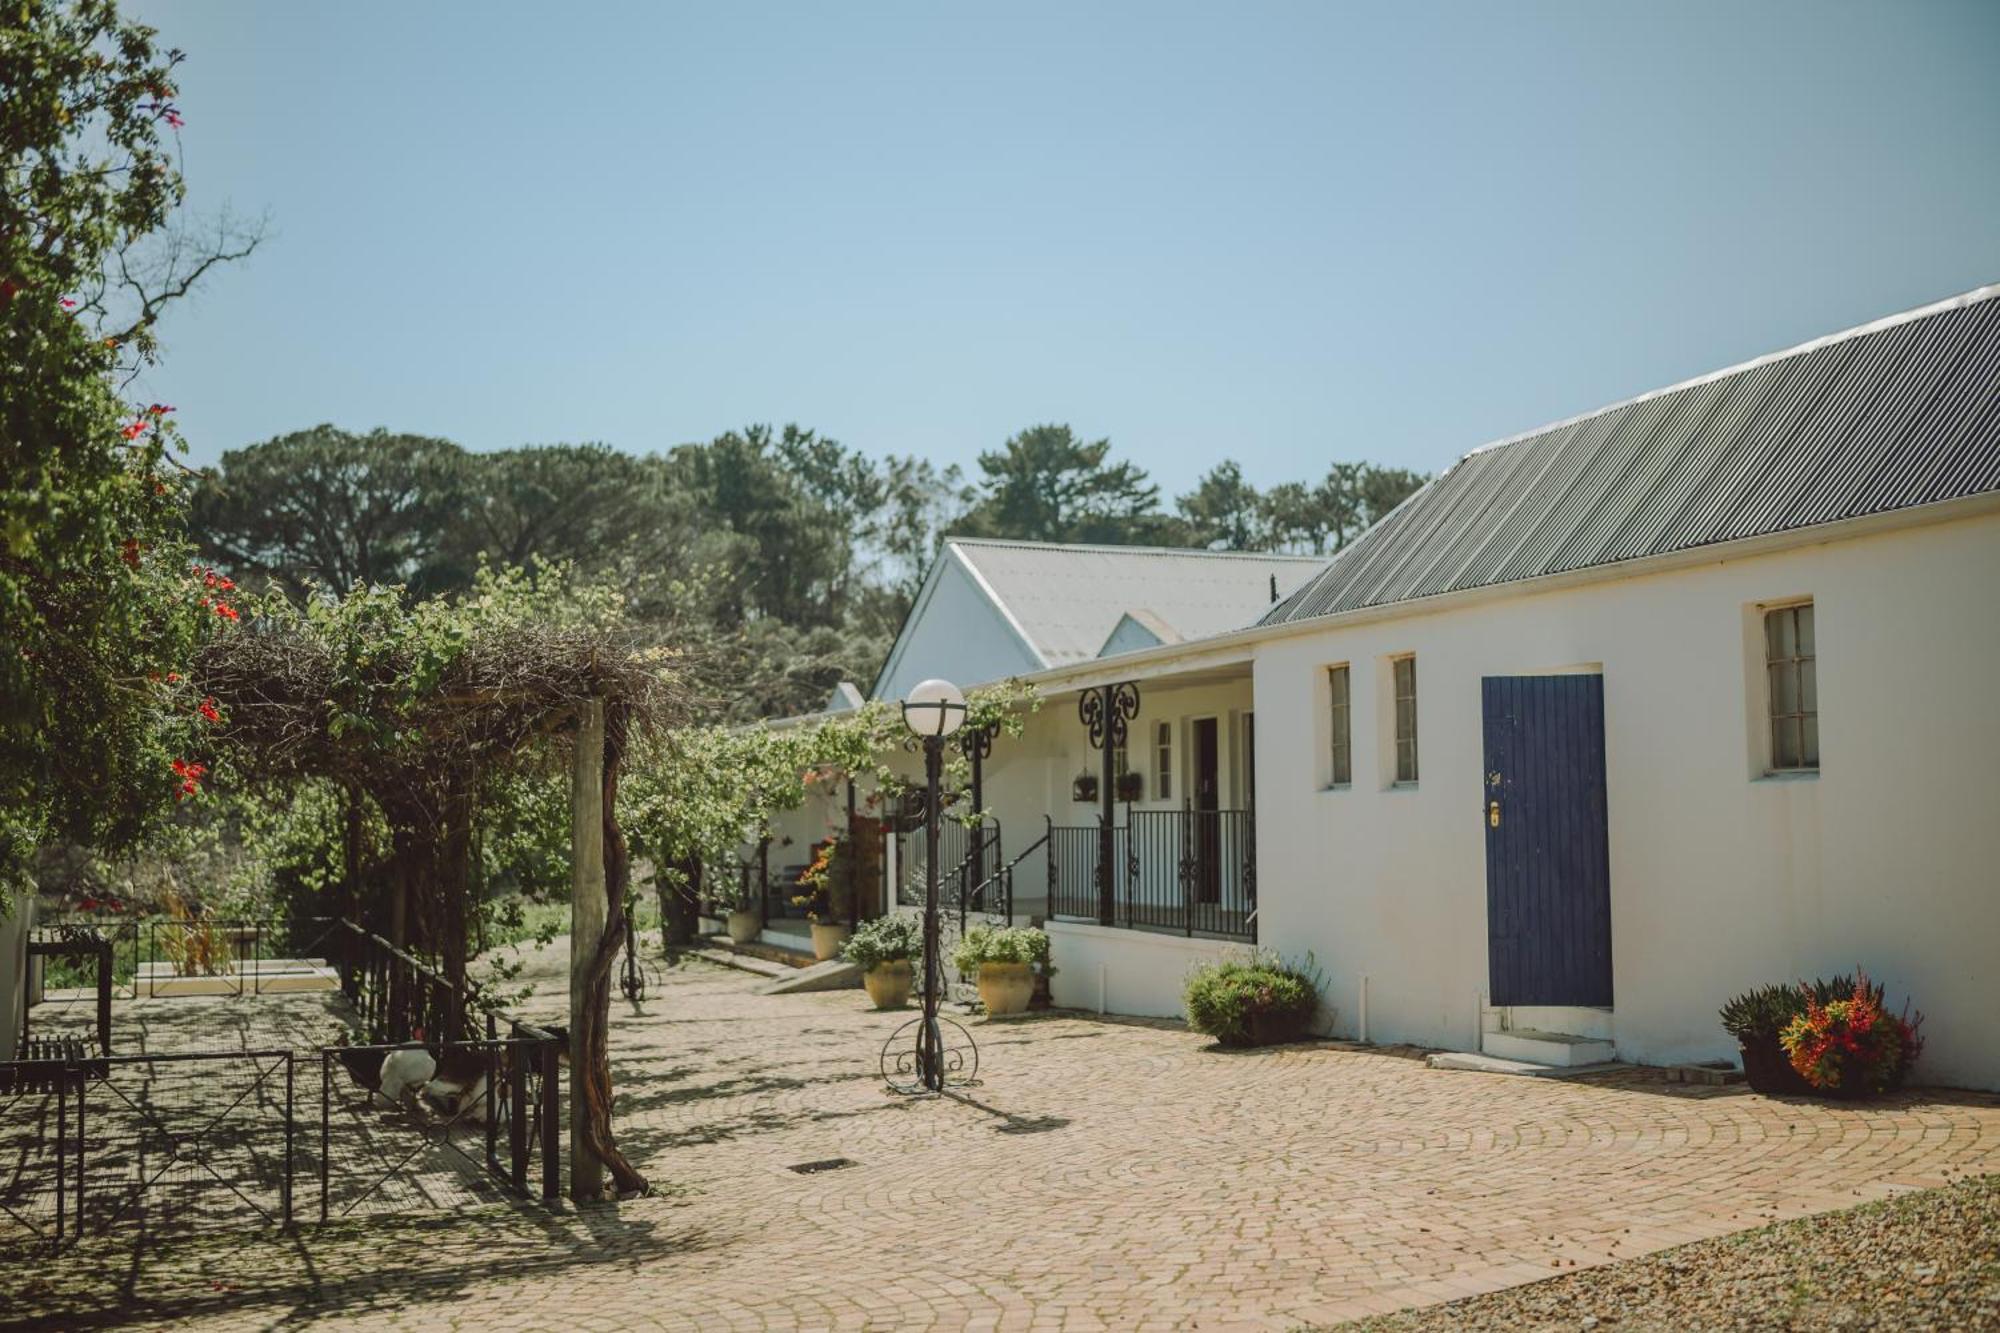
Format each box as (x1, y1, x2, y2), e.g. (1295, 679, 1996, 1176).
(946, 536, 1323, 561)
(1459, 281, 2000, 466)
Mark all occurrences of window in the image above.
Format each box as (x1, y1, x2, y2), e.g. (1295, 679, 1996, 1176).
(1764, 602, 1818, 771)
(1327, 665, 1352, 785)
(1392, 655, 1418, 784)
(1155, 721, 1173, 801)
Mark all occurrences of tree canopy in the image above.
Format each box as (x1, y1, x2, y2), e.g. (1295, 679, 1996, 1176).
(1, 0, 257, 891)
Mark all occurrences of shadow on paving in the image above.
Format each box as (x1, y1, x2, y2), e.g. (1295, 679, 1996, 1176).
(0, 1200, 708, 1332)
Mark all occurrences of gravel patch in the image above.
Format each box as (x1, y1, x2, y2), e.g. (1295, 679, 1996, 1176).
(1328, 1173, 2000, 1332)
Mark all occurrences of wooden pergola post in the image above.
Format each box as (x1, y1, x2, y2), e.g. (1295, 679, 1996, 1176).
(569, 698, 607, 1201)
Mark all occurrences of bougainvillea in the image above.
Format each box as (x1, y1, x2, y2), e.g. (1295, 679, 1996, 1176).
(1779, 972, 1923, 1095)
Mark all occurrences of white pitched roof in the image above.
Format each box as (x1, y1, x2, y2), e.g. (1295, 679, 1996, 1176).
(946, 538, 1322, 669)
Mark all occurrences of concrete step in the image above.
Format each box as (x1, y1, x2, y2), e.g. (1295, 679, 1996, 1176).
(757, 959, 862, 995)
(1483, 1028, 1616, 1067)
(1427, 1051, 1562, 1077)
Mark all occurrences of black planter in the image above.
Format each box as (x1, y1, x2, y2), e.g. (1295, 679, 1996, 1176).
(1242, 1008, 1312, 1048)
(1738, 1035, 1813, 1095)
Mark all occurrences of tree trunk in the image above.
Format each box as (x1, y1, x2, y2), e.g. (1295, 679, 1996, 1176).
(663, 856, 698, 948)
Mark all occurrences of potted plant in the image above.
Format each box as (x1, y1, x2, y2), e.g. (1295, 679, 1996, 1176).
(949, 924, 1049, 1017)
(1183, 954, 1322, 1047)
(1719, 983, 1813, 1094)
(1779, 971, 1923, 1099)
(793, 837, 850, 961)
(1115, 770, 1144, 802)
(841, 915, 922, 1009)
(714, 877, 759, 945)
(1071, 772, 1098, 803)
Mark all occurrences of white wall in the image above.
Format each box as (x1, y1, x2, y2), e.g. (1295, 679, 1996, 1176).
(875, 557, 1042, 702)
(1046, 920, 1252, 1019)
(1252, 511, 2000, 1089)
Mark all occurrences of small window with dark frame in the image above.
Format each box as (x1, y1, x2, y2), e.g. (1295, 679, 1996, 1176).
(1392, 655, 1419, 784)
(1155, 721, 1173, 801)
(1764, 602, 1818, 771)
(1327, 664, 1352, 785)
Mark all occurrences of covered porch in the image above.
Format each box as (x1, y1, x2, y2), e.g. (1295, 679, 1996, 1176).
(907, 656, 1261, 944)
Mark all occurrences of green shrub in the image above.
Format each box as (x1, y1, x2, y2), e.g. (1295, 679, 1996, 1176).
(841, 914, 922, 970)
(949, 924, 1049, 973)
(1183, 954, 1320, 1047)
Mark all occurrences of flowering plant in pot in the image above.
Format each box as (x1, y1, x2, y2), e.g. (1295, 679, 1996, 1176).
(841, 914, 921, 1009)
(949, 924, 1049, 1017)
(1779, 972, 1923, 1098)
(1718, 984, 1812, 1094)
(792, 836, 851, 960)
(1183, 954, 1322, 1047)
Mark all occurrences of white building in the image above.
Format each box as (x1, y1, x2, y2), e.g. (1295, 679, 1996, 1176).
(743, 284, 2000, 1090)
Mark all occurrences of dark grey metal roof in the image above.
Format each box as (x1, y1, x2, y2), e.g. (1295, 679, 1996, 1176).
(1263, 285, 2000, 626)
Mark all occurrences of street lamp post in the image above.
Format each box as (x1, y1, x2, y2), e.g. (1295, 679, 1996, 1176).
(900, 677, 966, 1093)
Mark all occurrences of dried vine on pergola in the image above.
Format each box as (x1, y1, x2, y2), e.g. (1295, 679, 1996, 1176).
(196, 616, 688, 1196)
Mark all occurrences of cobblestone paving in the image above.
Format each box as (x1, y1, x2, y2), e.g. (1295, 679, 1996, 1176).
(7, 945, 2000, 1331)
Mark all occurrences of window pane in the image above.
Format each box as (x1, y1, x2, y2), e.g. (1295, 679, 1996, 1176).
(1799, 657, 1817, 714)
(1797, 603, 1815, 656)
(1771, 717, 1797, 769)
(1802, 715, 1819, 768)
(1765, 610, 1785, 660)
(1395, 697, 1413, 737)
(1397, 740, 1418, 784)
(1769, 661, 1797, 716)
(1773, 607, 1797, 658)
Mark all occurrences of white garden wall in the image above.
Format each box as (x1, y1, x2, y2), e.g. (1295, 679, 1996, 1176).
(1046, 920, 1252, 1020)
(1251, 508, 2000, 1089)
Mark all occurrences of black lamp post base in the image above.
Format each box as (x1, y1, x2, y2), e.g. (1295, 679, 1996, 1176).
(879, 1014, 980, 1095)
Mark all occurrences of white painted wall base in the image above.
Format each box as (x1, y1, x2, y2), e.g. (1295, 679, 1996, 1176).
(1046, 921, 1252, 1020)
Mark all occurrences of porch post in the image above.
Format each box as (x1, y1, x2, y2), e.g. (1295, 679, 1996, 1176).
(1098, 694, 1115, 926)
(845, 779, 860, 931)
(1078, 683, 1140, 930)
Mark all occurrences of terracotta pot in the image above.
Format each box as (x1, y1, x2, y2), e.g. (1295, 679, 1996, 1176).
(1738, 1036, 1813, 1095)
(810, 922, 851, 962)
(976, 961, 1034, 1017)
(725, 910, 759, 945)
(863, 960, 913, 1010)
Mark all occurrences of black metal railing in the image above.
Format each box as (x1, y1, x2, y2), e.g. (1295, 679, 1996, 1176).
(1047, 809, 1256, 941)
(318, 1031, 560, 1218)
(32, 915, 347, 1002)
(0, 1046, 295, 1252)
(897, 817, 1004, 914)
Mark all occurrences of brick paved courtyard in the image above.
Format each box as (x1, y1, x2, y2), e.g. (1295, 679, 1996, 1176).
(7, 945, 1999, 1330)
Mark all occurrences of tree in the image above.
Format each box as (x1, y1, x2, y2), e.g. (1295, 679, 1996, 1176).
(448, 443, 667, 580)
(1177, 461, 1265, 551)
(960, 424, 1163, 545)
(1, 0, 255, 891)
(192, 426, 472, 597)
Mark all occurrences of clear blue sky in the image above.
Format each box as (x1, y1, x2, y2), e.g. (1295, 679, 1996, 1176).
(132, 1, 2000, 496)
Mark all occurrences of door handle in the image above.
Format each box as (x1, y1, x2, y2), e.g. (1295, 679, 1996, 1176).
(1488, 800, 1501, 828)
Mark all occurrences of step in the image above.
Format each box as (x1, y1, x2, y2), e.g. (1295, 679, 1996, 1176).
(1482, 1028, 1616, 1067)
(1427, 1052, 1564, 1077)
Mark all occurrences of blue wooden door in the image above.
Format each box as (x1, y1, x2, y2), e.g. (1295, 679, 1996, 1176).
(1482, 675, 1613, 1007)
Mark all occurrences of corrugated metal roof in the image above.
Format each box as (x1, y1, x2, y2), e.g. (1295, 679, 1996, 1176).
(949, 539, 1323, 667)
(1264, 285, 2000, 626)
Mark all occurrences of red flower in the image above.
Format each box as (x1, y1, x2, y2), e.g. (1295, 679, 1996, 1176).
(170, 757, 208, 800)
(166, 671, 180, 683)
(215, 602, 239, 621)
(198, 697, 220, 724)
(165, 111, 184, 129)
(80, 896, 100, 912)
(147, 403, 177, 417)
(122, 419, 148, 440)
(61, 298, 78, 310)
(121, 537, 142, 569)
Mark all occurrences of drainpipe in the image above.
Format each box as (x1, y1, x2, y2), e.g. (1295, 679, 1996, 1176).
(1358, 973, 1369, 1045)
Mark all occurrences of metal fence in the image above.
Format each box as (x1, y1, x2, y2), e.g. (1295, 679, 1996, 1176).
(31, 915, 347, 1002)
(0, 1046, 296, 1251)
(1047, 809, 1256, 940)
